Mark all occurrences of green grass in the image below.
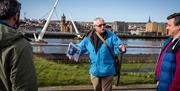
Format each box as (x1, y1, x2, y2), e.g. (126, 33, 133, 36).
(33, 56, 155, 86)
(119, 72, 155, 85)
(122, 63, 155, 69)
(34, 56, 91, 86)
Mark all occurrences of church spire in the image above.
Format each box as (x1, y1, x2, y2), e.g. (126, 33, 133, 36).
(148, 16, 152, 23)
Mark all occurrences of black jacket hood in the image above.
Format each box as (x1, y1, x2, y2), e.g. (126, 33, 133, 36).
(0, 23, 29, 49)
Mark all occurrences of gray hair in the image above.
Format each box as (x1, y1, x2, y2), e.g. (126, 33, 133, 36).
(93, 17, 104, 25)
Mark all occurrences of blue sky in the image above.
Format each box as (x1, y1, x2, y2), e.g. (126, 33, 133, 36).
(19, 0, 180, 22)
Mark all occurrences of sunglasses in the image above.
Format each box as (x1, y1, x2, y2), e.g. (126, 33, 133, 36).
(96, 23, 106, 27)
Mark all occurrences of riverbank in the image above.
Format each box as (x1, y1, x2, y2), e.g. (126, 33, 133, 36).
(34, 53, 159, 63)
(25, 31, 168, 39)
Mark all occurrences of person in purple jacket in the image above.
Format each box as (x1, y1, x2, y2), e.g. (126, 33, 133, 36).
(155, 13, 180, 91)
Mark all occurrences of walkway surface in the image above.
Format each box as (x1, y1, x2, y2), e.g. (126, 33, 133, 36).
(38, 84, 156, 91)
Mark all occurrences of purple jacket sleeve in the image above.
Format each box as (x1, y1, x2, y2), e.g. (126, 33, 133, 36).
(169, 48, 180, 91)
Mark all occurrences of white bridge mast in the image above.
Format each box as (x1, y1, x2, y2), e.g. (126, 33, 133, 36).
(69, 14, 82, 38)
(69, 14, 79, 34)
(36, 0, 59, 42)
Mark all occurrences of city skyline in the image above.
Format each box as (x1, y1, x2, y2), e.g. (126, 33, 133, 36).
(20, 0, 180, 22)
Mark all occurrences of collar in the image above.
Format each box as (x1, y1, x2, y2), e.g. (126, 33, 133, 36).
(0, 20, 16, 29)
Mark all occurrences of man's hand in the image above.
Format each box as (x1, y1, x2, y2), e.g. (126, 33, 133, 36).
(118, 45, 126, 52)
(77, 35, 83, 39)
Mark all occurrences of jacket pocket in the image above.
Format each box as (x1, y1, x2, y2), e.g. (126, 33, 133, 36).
(102, 57, 114, 64)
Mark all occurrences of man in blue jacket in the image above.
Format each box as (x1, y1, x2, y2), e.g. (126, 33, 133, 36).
(79, 17, 126, 91)
(155, 13, 180, 91)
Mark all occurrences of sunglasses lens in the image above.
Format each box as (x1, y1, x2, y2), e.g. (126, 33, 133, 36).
(98, 25, 102, 27)
(97, 23, 106, 27)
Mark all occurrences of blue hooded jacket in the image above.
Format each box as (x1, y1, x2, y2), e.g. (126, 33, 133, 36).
(155, 37, 180, 91)
(79, 29, 125, 77)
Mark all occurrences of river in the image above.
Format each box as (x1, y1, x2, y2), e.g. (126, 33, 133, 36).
(32, 38, 165, 54)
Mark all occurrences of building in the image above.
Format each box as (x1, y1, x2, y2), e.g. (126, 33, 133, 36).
(60, 14, 89, 33)
(128, 22, 146, 35)
(145, 17, 167, 36)
(112, 21, 129, 35)
(60, 14, 74, 32)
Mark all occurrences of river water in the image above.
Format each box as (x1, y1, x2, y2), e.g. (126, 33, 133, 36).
(32, 38, 165, 54)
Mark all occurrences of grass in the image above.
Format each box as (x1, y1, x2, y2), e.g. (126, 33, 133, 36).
(33, 56, 156, 86)
(119, 72, 155, 85)
(34, 56, 91, 86)
(122, 63, 155, 69)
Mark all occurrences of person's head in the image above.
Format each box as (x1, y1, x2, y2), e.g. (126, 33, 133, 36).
(0, 0, 21, 29)
(93, 17, 106, 34)
(166, 13, 180, 38)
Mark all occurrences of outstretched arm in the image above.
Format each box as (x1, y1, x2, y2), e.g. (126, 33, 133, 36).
(113, 35, 126, 54)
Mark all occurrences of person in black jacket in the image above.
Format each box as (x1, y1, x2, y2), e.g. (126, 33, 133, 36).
(0, 0, 38, 91)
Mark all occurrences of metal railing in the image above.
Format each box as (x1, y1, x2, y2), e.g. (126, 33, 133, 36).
(31, 43, 162, 48)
